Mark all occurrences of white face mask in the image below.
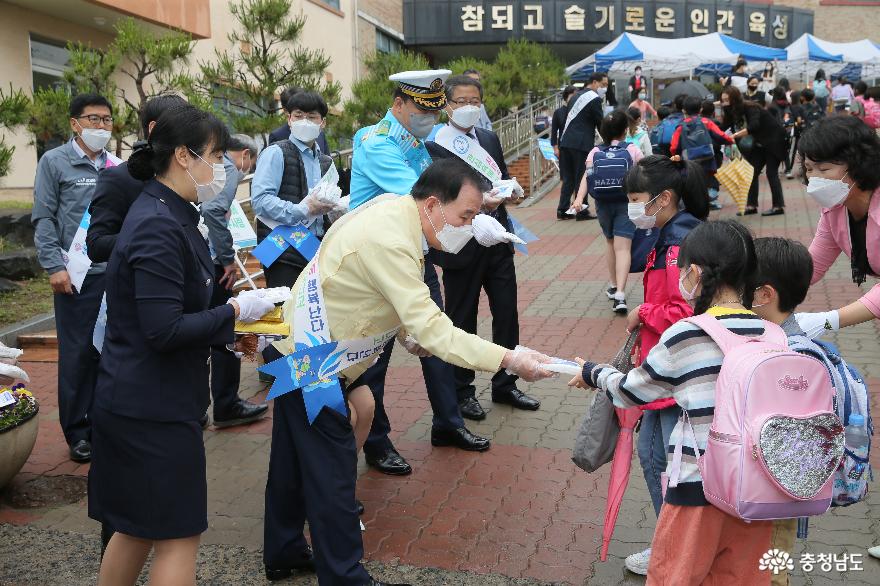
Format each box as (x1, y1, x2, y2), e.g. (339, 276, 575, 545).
(77, 124, 111, 152)
(678, 266, 701, 302)
(409, 113, 437, 139)
(597, 87, 608, 98)
(187, 150, 226, 203)
(627, 193, 664, 230)
(806, 173, 851, 209)
(289, 119, 321, 143)
(450, 105, 481, 130)
(424, 201, 473, 254)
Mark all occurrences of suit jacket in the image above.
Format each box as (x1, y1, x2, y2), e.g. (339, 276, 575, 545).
(559, 90, 603, 152)
(274, 195, 508, 383)
(425, 126, 513, 269)
(268, 123, 330, 154)
(550, 105, 568, 146)
(86, 161, 144, 264)
(94, 180, 236, 422)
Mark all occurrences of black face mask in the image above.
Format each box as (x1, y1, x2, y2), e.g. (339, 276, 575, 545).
(748, 86, 758, 92)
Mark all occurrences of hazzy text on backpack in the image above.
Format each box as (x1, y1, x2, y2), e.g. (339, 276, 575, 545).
(669, 314, 845, 521)
(587, 144, 633, 204)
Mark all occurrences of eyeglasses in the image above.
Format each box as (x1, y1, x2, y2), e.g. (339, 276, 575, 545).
(76, 115, 114, 125)
(450, 99, 482, 107)
(290, 111, 323, 123)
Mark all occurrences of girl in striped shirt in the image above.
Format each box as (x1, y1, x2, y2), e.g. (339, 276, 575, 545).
(570, 220, 775, 584)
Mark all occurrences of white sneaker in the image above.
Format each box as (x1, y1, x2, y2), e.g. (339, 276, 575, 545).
(869, 545, 880, 559)
(612, 293, 628, 315)
(624, 547, 651, 575)
(605, 285, 618, 300)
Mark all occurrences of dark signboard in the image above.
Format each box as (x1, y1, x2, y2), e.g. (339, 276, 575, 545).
(404, 0, 814, 49)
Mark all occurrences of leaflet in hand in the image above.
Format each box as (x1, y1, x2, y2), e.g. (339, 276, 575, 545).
(256, 286, 293, 305)
(543, 358, 582, 376)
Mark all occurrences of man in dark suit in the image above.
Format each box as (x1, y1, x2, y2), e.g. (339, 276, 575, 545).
(426, 75, 540, 420)
(550, 86, 576, 160)
(557, 72, 607, 221)
(267, 86, 331, 153)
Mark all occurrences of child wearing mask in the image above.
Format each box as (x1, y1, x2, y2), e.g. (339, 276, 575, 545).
(629, 89, 657, 122)
(570, 220, 775, 584)
(614, 156, 710, 575)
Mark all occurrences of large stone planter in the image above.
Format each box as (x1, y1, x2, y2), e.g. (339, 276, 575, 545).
(0, 412, 39, 489)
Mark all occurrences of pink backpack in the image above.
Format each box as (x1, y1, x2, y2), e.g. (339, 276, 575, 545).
(671, 313, 845, 520)
(856, 96, 880, 129)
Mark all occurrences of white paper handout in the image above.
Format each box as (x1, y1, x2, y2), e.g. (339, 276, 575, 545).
(228, 200, 258, 249)
(62, 209, 92, 293)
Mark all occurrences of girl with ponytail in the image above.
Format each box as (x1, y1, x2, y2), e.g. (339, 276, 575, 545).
(570, 220, 773, 583)
(609, 155, 709, 575)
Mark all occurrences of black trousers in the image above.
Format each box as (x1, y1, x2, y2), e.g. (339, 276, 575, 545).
(746, 147, 785, 209)
(442, 244, 519, 402)
(209, 264, 241, 417)
(264, 262, 305, 290)
(263, 346, 370, 584)
(558, 147, 590, 214)
(360, 262, 463, 457)
(54, 272, 105, 446)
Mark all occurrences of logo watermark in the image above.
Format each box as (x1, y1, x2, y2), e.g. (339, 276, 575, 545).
(759, 550, 864, 574)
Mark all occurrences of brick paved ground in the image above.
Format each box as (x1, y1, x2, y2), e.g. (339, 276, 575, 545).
(2, 178, 880, 585)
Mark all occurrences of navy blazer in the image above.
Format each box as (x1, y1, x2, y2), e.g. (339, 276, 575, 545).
(94, 180, 236, 422)
(558, 90, 603, 152)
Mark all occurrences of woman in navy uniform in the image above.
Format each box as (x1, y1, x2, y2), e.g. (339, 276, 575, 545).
(88, 104, 273, 585)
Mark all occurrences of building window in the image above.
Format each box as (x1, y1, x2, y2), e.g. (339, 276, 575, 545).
(30, 36, 69, 91)
(376, 30, 401, 54)
(323, 0, 340, 8)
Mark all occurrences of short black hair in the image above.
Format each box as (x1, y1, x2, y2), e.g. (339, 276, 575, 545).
(69, 93, 112, 119)
(656, 106, 671, 120)
(683, 96, 702, 115)
(700, 100, 715, 118)
(798, 115, 880, 191)
(599, 110, 629, 143)
(128, 104, 229, 181)
(752, 237, 813, 313)
(463, 69, 480, 76)
(801, 88, 815, 102)
(445, 75, 483, 101)
(280, 87, 303, 113)
(855, 81, 868, 96)
(626, 106, 641, 122)
(562, 85, 577, 101)
(589, 72, 608, 84)
(411, 159, 484, 204)
(140, 94, 187, 137)
(673, 94, 687, 112)
(866, 86, 880, 101)
(287, 91, 328, 118)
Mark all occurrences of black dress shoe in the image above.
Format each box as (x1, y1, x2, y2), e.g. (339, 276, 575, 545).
(431, 427, 491, 452)
(364, 447, 412, 476)
(265, 547, 316, 581)
(369, 579, 411, 586)
(492, 388, 541, 411)
(69, 439, 91, 463)
(459, 397, 486, 421)
(575, 210, 597, 221)
(556, 211, 573, 220)
(736, 207, 758, 216)
(213, 399, 269, 428)
(357, 499, 365, 516)
(761, 207, 785, 217)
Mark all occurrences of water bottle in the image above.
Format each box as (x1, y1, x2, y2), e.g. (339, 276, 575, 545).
(845, 413, 870, 463)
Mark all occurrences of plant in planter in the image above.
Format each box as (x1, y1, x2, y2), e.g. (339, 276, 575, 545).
(0, 343, 39, 489)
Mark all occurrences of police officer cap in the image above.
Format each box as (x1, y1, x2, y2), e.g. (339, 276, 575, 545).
(389, 69, 452, 110)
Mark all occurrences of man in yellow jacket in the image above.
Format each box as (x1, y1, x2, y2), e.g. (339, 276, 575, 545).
(262, 159, 552, 585)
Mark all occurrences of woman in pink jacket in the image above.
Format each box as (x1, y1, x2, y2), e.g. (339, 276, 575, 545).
(794, 115, 880, 337)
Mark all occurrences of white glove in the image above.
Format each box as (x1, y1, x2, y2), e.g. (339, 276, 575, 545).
(794, 310, 840, 339)
(504, 345, 554, 382)
(492, 178, 524, 199)
(302, 188, 337, 216)
(472, 214, 526, 247)
(398, 335, 431, 358)
(229, 289, 276, 323)
(328, 195, 350, 223)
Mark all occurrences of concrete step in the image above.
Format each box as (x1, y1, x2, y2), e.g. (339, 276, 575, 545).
(18, 329, 57, 348)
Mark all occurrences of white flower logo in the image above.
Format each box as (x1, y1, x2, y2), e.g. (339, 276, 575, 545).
(759, 549, 794, 574)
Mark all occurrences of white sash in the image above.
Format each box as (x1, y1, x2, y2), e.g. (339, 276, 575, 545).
(434, 125, 503, 184)
(562, 90, 599, 137)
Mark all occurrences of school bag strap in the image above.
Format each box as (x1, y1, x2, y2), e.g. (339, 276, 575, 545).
(685, 312, 787, 353)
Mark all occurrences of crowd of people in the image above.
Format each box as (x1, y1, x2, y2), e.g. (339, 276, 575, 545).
(25, 58, 878, 585)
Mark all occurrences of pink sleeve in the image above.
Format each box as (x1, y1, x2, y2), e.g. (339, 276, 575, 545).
(858, 284, 880, 318)
(808, 212, 842, 285)
(628, 144, 643, 163)
(586, 147, 599, 165)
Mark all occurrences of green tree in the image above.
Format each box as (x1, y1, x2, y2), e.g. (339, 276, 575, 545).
(0, 86, 31, 178)
(197, 0, 341, 140)
(332, 50, 430, 148)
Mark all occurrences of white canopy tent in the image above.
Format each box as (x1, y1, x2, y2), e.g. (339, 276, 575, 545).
(778, 34, 880, 80)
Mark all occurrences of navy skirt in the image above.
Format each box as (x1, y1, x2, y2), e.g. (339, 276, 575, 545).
(88, 406, 207, 540)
